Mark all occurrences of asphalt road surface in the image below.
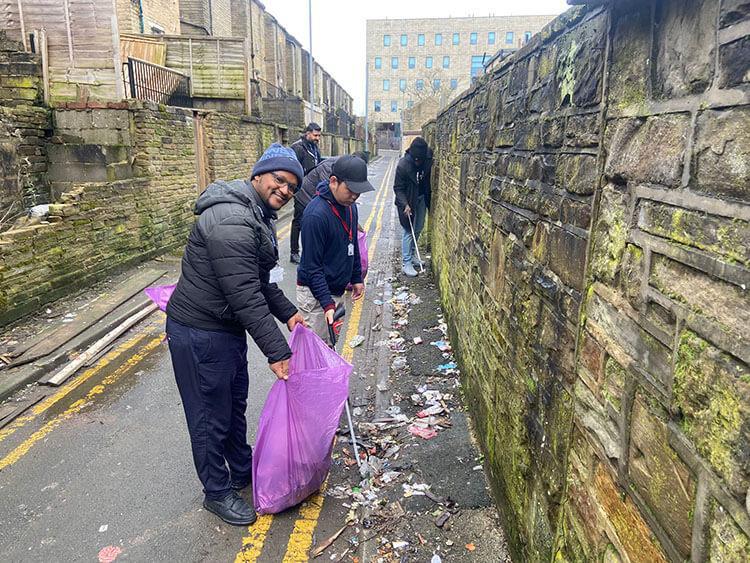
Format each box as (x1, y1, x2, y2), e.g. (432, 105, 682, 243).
(0, 152, 399, 562)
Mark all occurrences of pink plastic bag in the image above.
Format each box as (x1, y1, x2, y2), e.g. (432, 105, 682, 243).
(144, 284, 176, 312)
(252, 324, 352, 514)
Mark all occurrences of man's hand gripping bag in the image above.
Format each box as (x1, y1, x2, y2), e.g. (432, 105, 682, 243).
(252, 325, 352, 514)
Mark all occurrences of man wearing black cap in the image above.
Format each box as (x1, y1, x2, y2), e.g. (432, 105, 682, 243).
(289, 122, 323, 264)
(166, 143, 306, 527)
(394, 137, 431, 277)
(296, 154, 375, 340)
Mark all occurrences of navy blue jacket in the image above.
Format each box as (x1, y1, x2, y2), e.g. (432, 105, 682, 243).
(297, 182, 363, 310)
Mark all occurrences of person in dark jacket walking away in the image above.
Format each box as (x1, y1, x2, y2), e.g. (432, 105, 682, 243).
(296, 155, 374, 341)
(394, 137, 432, 277)
(289, 122, 323, 264)
(165, 143, 305, 526)
(294, 151, 369, 211)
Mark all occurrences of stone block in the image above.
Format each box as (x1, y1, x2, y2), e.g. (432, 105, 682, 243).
(560, 198, 592, 230)
(604, 114, 690, 188)
(54, 110, 92, 131)
(672, 330, 750, 500)
(693, 107, 750, 202)
(638, 200, 750, 266)
(649, 254, 750, 344)
(564, 113, 599, 147)
(541, 117, 564, 148)
(547, 226, 588, 290)
(720, 0, 750, 27)
(608, 2, 652, 110)
(628, 395, 696, 559)
(555, 153, 598, 196)
(719, 36, 750, 89)
(593, 463, 668, 561)
(586, 292, 673, 389)
(619, 244, 644, 311)
(555, 12, 606, 108)
(653, 0, 716, 98)
(707, 502, 750, 559)
(589, 183, 629, 285)
(576, 380, 621, 461)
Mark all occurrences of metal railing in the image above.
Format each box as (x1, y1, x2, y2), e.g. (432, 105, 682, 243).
(124, 57, 192, 108)
(257, 76, 288, 99)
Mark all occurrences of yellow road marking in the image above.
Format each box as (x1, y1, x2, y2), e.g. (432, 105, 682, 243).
(234, 514, 274, 562)
(278, 159, 395, 561)
(0, 331, 151, 444)
(0, 335, 163, 471)
(233, 157, 396, 562)
(281, 483, 327, 563)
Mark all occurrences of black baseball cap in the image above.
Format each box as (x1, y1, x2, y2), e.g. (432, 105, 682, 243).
(331, 155, 375, 194)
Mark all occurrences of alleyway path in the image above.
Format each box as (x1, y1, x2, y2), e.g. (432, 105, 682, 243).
(0, 154, 400, 562)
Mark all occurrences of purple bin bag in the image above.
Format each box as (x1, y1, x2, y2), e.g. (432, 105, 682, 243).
(144, 284, 176, 312)
(252, 324, 352, 514)
(346, 229, 369, 291)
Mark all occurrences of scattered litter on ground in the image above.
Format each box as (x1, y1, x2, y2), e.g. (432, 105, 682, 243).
(97, 546, 122, 563)
(349, 335, 365, 348)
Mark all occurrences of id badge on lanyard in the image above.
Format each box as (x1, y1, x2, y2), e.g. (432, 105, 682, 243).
(328, 201, 354, 256)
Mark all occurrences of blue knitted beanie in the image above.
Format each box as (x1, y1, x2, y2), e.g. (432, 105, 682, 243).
(251, 143, 304, 186)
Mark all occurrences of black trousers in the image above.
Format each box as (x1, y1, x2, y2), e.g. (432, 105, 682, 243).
(166, 317, 252, 500)
(290, 199, 305, 254)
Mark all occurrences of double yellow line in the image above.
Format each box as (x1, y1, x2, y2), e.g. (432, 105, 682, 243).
(235, 157, 396, 563)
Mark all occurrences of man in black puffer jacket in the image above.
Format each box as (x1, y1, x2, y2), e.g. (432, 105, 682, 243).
(166, 143, 305, 527)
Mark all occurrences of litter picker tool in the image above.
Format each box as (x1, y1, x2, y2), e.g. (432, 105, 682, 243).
(327, 302, 363, 469)
(407, 212, 425, 273)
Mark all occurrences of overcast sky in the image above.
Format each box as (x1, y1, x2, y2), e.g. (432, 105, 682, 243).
(261, 0, 570, 115)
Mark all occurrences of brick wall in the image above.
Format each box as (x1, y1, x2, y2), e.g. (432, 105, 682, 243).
(0, 32, 50, 221)
(425, 1, 749, 561)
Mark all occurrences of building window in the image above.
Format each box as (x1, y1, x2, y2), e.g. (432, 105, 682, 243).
(488, 32, 495, 45)
(450, 78, 458, 89)
(383, 35, 391, 46)
(416, 79, 424, 91)
(435, 33, 442, 46)
(506, 31, 514, 44)
(400, 34, 407, 46)
(374, 100, 381, 112)
(374, 57, 382, 69)
(418, 34, 425, 46)
(391, 100, 398, 112)
(471, 55, 485, 78)
(425, 56, 433, 69)
(524, 31, 532, 43)
(452, 32, 459, 45)
(383, 79, 390, 91)
(470, 32, 477, 45)
(391, 57, 398, 69)
(407, 100, 414, 108)
(433, 79, 441, 90)
(399, 78, 406, 91)
(408, 56, 415, 69)
(443, 56, 450, 69)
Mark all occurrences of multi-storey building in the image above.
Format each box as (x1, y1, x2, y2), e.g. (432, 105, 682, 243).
(366, 15, 556, 146)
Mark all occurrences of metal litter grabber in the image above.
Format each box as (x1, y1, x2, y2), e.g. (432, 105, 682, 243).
(327, 302, 363, 469)
(407, 212, 425, 273)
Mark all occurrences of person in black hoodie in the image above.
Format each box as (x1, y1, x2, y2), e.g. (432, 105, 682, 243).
(165, 143, 305, 527)
(393, 137, 432, 277)
(289, 122, 322, 264)
(296, 155, 374, 341)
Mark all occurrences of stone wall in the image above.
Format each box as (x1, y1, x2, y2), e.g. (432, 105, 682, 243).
(425, 1, 749, 561)
(0, 32, 50, 219)
(0, 97, 364, 325)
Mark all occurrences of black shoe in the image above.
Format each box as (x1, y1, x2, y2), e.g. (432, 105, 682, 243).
(290, 252, 300, 264)
(231, 477, 252, 491)
(203, 492, 257, 526)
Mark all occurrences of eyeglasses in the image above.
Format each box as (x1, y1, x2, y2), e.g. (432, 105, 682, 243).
(269, 172, 298, 193)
